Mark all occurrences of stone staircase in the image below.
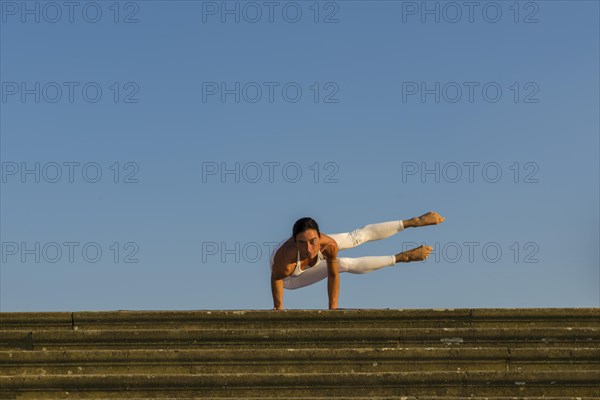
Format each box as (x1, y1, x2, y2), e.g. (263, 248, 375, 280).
(0, 308, 598, 399)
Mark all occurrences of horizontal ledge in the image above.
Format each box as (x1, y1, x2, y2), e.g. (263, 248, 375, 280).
(1, 370, 600, 390)
(2, 347, 600, 364)
(1, 327, 598, 344)
(1, 308, 599, 327)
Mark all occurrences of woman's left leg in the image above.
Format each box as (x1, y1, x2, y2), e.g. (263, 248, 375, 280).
(338, 255, 396, 274)
(283, 254, 398, 290)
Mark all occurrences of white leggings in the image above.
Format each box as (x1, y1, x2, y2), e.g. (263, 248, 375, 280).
(282, 220, 404, 290)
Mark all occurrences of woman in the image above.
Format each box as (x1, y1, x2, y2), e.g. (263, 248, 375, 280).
(270, 211, 445, 310)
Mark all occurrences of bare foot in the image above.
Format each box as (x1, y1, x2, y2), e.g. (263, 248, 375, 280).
(412, 211, 445, 227)
(395, 245, 433, 263)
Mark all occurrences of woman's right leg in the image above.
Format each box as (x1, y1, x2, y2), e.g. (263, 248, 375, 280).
(328, 220, 405, 251)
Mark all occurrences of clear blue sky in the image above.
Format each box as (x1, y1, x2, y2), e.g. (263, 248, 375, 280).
(1, 0, 598, 311)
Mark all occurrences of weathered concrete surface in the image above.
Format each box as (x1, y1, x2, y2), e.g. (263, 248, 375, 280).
(0, 308, 598, 399)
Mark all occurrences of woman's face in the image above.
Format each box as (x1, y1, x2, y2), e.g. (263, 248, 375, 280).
(295, 229, 320, 259)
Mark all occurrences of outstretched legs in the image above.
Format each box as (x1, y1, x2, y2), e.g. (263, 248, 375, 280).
(328, 212, 444, 275)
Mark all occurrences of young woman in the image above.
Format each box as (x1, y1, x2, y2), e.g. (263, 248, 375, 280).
(270, 211, 445, 310)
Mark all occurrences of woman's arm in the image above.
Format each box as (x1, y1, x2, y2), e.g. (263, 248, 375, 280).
(271, 275, 284, 310)
(270, 245, 294, 310)
(324, 240, 340, 310)
(327, 259, 339, 310)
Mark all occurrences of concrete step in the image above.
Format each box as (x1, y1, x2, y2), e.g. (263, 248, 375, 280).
(2, 327, 598, 351)
(4, 396, 600, 400)
(1, 347, 598, 375)
(2, 391, 600, 400)
(1, 308, 599, 331)
(1, 371, 599, 397)
(1, 308, 598, 398)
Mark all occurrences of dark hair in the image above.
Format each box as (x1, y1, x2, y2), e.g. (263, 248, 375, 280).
(292, 217, 321, 241)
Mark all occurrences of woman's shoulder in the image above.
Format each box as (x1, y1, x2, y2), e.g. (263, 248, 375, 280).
(319, 234, 339, 257)
(273, 238, 297, 265)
